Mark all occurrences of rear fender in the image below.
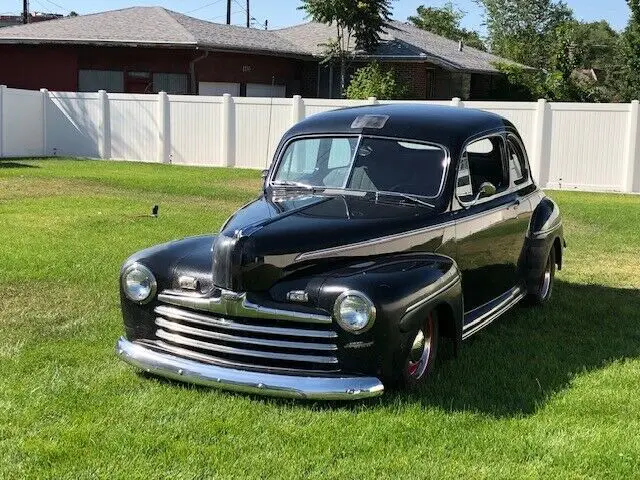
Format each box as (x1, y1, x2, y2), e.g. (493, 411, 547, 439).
(522, 197, 565, 294)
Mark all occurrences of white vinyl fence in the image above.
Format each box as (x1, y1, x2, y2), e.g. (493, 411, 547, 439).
(1, 85, 639, 193)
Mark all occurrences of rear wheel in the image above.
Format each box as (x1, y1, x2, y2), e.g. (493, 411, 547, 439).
(400, 311, 439, 389)
(527, 246, 556, 305)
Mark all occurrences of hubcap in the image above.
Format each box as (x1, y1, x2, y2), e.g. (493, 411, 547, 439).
(539, 256, 552, 298)
(407, 314, 433, 379)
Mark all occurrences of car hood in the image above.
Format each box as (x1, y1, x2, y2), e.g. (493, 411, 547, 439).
(213, 192, 447, 291)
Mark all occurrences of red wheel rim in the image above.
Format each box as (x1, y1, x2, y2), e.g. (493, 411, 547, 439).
(407, 313, 434, 380)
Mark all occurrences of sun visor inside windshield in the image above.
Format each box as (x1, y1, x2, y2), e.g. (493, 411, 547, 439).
(351, 115, 389, 129)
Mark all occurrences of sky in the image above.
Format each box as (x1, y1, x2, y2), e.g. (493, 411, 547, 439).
(0, 0, 632, 32)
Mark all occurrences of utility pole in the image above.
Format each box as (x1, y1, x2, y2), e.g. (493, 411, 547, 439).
(22, 0, 29, 24)
(246, 0, 250, 28)
(226, 0, 231, 24)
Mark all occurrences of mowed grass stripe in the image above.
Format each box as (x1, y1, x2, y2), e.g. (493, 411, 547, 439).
(0, 158, 639, 479)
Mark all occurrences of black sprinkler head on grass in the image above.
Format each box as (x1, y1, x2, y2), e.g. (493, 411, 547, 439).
(151, 205, 159, 218)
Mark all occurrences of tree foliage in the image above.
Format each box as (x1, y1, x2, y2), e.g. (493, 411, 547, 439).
(345, 62, 408, 99)
(408, 2, 485, 51)
(299, 0, 393, 94)
(478, 0, 572, 69)
(619, 0, 640, 100)
(480, 0, 625, 101)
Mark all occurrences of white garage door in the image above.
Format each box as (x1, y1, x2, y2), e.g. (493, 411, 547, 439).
(246, 83, 286, 98)
(199, 82, 240, 96)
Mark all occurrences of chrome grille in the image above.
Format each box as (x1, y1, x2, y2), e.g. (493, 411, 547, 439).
(152, 292, 339, 373)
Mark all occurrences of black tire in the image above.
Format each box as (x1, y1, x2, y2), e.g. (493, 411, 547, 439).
(526, 246, 556, 305)
(398, 310, 439, 390)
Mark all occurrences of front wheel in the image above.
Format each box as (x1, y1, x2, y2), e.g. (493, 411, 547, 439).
(399, 311, 439, 390)
(526, 246, 556, 305)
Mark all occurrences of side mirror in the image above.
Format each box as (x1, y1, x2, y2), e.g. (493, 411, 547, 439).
(474, 182, 496, 202)
(261, 169, 269, 179)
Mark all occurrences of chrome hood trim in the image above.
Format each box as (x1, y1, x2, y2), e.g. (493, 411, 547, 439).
(116, 337, 384, 400)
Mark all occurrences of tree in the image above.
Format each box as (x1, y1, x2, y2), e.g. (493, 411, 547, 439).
(477, 0, 572, 69)
(619, 0, 640, 100)
(345, 62, 408, 99)
(299, 0, 393, 95)
(409, 2, 485, 51)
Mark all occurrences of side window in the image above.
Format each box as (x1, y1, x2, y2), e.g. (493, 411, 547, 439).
(507, 137, 530, 186)
(457, 136, 508, 203)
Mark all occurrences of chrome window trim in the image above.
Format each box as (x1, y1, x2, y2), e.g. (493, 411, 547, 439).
(454, 132, 513, 209)
(268, 133, 452, 201)
(506, 133, 534, 190)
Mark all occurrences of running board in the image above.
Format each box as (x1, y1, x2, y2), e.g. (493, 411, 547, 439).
(462, 287, 525, 340)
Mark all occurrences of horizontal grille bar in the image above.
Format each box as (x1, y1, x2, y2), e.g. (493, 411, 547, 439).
(154, 305, 337, 340)
(155, 317, 337, 352)
(148, 340, 341, 374)
(156, 329, 339, 365)
(158, 290, 332, 325)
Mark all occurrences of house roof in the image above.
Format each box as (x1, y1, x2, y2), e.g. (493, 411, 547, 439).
(275, 21, 517, 73)
(0, 6, 307, 56)
(0, 6, 518, 72)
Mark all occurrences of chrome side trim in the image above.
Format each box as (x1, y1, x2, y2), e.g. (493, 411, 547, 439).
(405, 275, 460, 314)
(295, 222, 450, 262)
(154, 305, 337, 339)
(155, 317, 337, 352)
(158, 289, 332, 325)
(295, 193, 539, 263)
(156, 330, 339, 364)
(116, 337, 384, 400)
(462, 287, 525, 340)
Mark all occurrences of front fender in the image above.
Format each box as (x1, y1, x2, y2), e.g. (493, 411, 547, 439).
(310, 253, 463, 379)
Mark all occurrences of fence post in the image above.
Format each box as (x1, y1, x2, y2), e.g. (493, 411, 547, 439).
(291, 95, 305, 125)
(451, 97, 463, 107)
(40, 88, 49, 156)
(623, 100, 639, 193)
(531, 99, 551, 188)
(157, 91, 171, 164)
(0, 85, 5, 157)
(98, 90, 111, 160)
(221, 93, 235, 167)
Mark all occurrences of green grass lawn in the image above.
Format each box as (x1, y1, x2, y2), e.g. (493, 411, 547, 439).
(1, 158, 639, 479)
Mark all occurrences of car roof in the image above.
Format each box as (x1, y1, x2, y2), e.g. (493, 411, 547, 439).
(283, 103, 515, 149)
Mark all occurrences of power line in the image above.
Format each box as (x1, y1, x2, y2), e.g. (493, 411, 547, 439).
(185, 0, 225, 15)
(40, 0, 69, 12)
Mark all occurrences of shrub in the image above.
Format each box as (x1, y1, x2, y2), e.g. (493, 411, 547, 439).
(345, 62, 408, 100)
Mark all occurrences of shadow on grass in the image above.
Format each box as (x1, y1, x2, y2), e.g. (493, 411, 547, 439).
(381, 280, 640, 417)
(0, 161, 40, 169)
(137, 281, 640, 417)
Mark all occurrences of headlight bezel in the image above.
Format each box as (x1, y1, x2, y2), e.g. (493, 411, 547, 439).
(121, 262, 157, 304)
(333, 290, 376, 334)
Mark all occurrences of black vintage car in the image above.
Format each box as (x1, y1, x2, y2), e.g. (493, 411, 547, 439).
(116, 104, 565, 400)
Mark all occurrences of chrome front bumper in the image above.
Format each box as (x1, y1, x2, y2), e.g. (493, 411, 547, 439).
(116, 337, 384, 400)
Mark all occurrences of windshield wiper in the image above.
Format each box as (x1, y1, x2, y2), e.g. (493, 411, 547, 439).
(375, 191, 436, 208)
(271, 180, 315, 189)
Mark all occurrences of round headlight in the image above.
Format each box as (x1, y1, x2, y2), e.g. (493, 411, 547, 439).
(333, 291, 376, 333)
(122, 263, 157, 304)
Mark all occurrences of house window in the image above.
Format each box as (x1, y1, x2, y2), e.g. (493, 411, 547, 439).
(78, 70, 124, 93)
(153, 73, 189, 94)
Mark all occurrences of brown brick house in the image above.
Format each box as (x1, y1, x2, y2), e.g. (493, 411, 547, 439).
(0, 6, 518, 100)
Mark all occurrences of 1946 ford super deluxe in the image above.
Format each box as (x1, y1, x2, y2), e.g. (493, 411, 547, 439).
(116, 104, 565, 400)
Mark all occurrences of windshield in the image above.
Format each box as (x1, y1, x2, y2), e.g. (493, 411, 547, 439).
(272, 136, 448, 198)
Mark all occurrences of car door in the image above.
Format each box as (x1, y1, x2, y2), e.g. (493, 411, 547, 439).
(453, 134, 524, 312)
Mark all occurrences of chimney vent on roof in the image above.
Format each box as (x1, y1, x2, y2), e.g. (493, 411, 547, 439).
(458, 40, 464, 52)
